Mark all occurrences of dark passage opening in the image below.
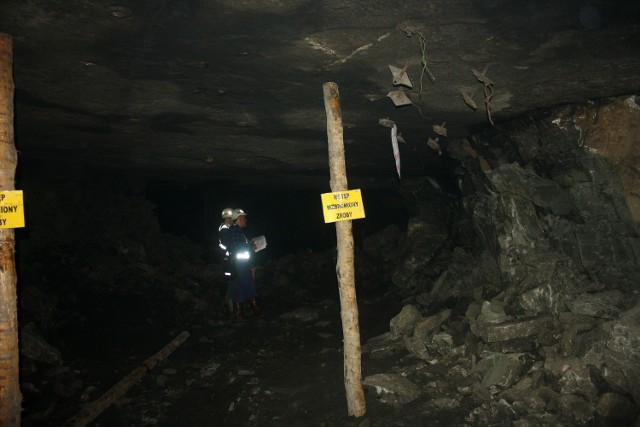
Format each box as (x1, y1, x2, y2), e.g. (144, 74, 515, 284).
(145, 182, 412, 259)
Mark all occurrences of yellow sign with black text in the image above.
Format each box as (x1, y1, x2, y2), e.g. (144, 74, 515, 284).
(0, 190, 25, 229)
(321, 189, 365, 223)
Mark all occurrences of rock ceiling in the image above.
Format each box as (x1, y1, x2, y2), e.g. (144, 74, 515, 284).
(1, 0, 639, 188)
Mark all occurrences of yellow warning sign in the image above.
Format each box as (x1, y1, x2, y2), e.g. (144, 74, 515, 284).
(321, 189, 366, 223)
(0, 190, 25, 229)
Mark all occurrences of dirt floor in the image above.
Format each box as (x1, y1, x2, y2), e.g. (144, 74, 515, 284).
(69, 298, 428, 427)
(20, 229, 504, 427)
(20, 255, 443, 427)
(92, 294, 409, 427)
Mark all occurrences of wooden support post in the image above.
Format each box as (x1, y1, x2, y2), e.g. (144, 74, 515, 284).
(0, 32, 21, 427)
(61, 331, 190, 427)
(322, 82, 366, 418)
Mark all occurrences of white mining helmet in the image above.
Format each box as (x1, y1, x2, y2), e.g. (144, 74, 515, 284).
(232, 208, 247, 220)
(221, 207, 234, 219)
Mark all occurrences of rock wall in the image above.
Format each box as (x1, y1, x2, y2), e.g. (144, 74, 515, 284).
(362, 95, 640, 425)
(456, 95, 640, 292)
(552, 96, 640, 223)
(17, 161, 164, 257)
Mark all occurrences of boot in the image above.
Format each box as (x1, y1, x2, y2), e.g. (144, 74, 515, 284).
(233, 301, 246, 322)
(248, 298, 262, 317)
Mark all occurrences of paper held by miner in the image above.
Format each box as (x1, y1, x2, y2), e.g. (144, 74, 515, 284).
(251, 235, 267, 252)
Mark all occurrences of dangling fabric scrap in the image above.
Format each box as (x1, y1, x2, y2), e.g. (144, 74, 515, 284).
(391, 124, 401, 179)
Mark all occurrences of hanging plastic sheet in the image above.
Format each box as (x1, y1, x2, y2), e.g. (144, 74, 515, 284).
(391, 124, 401, 179)
(426, 137, 442, 155)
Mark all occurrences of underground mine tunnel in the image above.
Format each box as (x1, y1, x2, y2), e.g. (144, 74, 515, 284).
(1, 1, 640, 426)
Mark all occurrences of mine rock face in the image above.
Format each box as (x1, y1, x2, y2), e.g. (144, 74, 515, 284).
(363, 96, 640, 425)
(552, 96, 640, 222)
(391, 217, 449, 297)
(461, 97, 640, 295)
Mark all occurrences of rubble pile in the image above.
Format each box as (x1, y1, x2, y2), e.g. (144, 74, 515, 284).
(362, 98, 640, 425)
(363, 292, 639, 425)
